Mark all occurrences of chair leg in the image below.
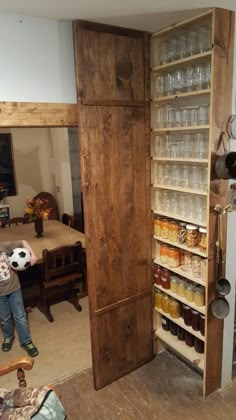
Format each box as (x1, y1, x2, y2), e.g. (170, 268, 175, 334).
(39, 284, 54, 322)
(67, 292, 82, 313)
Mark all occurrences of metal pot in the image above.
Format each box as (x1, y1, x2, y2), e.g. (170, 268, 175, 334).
(215, 277, 231, 296)
(211, 297, 230, 319)
(215, 152, 236, 179)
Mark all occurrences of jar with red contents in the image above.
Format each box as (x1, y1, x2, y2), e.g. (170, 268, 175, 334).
(161, 268, 171, 289)
(153, 264, 162, 286)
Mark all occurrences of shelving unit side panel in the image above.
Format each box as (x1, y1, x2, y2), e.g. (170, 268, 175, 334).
(204, 8, 235, 397)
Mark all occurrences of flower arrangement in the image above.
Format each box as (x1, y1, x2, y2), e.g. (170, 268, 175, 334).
(25, 197, 51, 221)
(0, 186, 8, 201)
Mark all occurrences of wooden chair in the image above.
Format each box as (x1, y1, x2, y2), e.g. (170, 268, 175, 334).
(1, 217, 31, 228)
(0, 356, 34, 388)
(34, 192, 59, 220)
(61, 213, 76, 229)
(40, 242, 85, 322)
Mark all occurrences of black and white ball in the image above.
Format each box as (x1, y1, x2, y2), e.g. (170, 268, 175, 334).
(9, 248, 31, 271)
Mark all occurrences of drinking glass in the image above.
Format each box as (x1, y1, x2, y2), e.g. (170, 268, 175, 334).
(198, 133, 208, 158)
(198, 25, 212, 53)
(162, 163, 170, 184)
(157, 135, 166, 157)
(189, 107, 198, 126)
(180, 165, 190, 187)
(161, 190, 171, 212)
(197, 105, 209, 125)
(173, 68, 184, 94)
(169, 136, 179, 158)
(154, 190, 160, 209)
(202, 62, 211, 89)
(154, 75, 165, 97)
(158, 164, 165, 184)
(183, 134, 193, 158)
(159, 40, 169, 64)
(164, 73, 174, 96)
(184, 66, 194, 92)
(177, 193, 186, 216)
(192, 64, 205, 91)
(185, 195, 195, 219)
(190, 165, 201, 189)
(152, 135, 160, 157)
(167, 108, 176, 128)
(168, 38, 178, 62)
(170, 164, 179, 186)
(201, 166, 208, 190)
(170, 192, 178, 213)
(186, 29, 198, 56)
(182, 107, 191, 127)
(177, 33, 188, 59)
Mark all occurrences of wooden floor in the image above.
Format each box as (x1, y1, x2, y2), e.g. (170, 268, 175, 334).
(55, 352, 236, 420)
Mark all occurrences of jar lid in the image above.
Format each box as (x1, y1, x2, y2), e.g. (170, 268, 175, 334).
(187, 284, 194, 290)
(194, 286, 204, 294)
(179, 222, 186, 227)
(191, 309, 199, 314)
(199, 227, 207, 233)
(182, 304, 191, 309)
(200, 314, 205, 319)
(170, 277, 178, 283)
(186, 224, 198, 230)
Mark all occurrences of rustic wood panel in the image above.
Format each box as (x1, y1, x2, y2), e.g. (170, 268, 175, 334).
(205, 8, 234, 396)
(74, 21, 152, 389)
(0, 102, 78, 127)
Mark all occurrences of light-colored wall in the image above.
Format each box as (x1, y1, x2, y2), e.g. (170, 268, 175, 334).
(0, 14, 76, 103)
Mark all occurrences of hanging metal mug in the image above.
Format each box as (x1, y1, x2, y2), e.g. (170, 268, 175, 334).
(215, 152, 236, 180)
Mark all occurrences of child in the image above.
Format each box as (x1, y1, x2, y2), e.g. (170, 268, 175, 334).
(0, 240, 39, 357)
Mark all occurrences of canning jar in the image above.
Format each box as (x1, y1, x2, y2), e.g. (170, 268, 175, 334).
(194, 337, 204, 354)
(160, 218, 169, 239)
(200, 259, 207, 280)
(155, 290, 162, 308)
(160, 244, 169, 264)
(161, 268, 171, 289)
(191, 309, 200, 331)
(170, 275, 179, 293)
(184, 251, 192, 271)
(177, 279, 186, 297)
(168, 247, 180, 268)
(183, 304, 192, 326)
(153, 264, 162, 285)
(161, 316, 170, 331)
(186, 224, 199, 247)
(199, 227, 207, 252)
(185, 283, 194, 302)
(200, 314, 205, 336)
(180, 250, 185, 266)
(170, 321, 177, 336)
(169, 298, 181, 318)
(192, 255, 201, 278)
(161, 294, 171, 313)
(185, 331, 194, 347)
(194, 286, 205, 307)
(177, 326, 185, 341)
(154, 216, 162, 236)
(178, 222, 187, 244)
(169, 220, 179, 242)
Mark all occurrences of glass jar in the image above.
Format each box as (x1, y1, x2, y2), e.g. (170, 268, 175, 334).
(169, 298, 181, 318)
(177, 326, 185, 341)
(185, 283, 194, 302)
(194, 286, 205, 307)
(200, 259, 207, 280)
(199, 227, 207, 252)
(160, 218, 169, 239)
(170, 275, 179, 293)
(160, 244, 169, 264)
(155, 290, 162, 309)
(194, 337, 204, 354)
(180, 250, 185, 266)
(185, 331, 194, 347)
(153, 264, 162, 286)
(184, 251, 192, 271)
(154, 216, 162, 236)
(169, 220, 178, 242)
(191, 309, 200, 331)
(161, 268, 171, 290)
(161, 316, 170, 331)
(192, 255, 201, 278)
(170, 321, 177, 336)
(186, 224, 199, 247)
(200, 314, 205, 336)
(182, 304, 192, 326)
(178, 222, 187, 244)
(168, 247, 180, 268)
(161, 294, 171, 313)
(177, 279, 186, 297)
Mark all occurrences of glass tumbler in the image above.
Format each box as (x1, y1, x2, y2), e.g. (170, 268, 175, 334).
(173, 68, 184, 94)
(202, 62, 211, 89)
(169, 136, 180, 158)
(186, 29, 198, 56)
(170, 164, 179, 186)
(154, 74, 165, 97)
(193, 133, 208, 158)
(164, 73, 174, 96)
(201, 166, 208, 190)
(183, 134, 193, 158)
(197, 105, 209, 125)
(192, 64, 205, 91)
(184, 66, 194, 92)
(190, 165, 201, 189)
(198, 25, 212, 53)
(177, 193, 186, 216)
(177, 33, 188, 59)
(168, 38, 178, 62)
(159, 40, 169, 64)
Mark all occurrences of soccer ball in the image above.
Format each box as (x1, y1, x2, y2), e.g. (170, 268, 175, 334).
(9, 248, 31, 271)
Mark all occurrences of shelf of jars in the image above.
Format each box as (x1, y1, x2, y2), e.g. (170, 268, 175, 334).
(152, 89, 211, 103)
(152, 51, 212, 72)
(154, 235, 207, 258)
(154, 306, 205, 342)
(153, 184, 208, 196)
(153, 209, 207, 228)
(154, 283, 206, 315)
(155, 328, 205, 371)
(153, 257, 206, 287)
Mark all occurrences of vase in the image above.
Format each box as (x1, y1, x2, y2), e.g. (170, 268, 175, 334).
(34, 219, 44, 238)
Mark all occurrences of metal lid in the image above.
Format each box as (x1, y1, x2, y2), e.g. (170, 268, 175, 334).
(186, 224, 198, 230)
(199, 227, 207, 233)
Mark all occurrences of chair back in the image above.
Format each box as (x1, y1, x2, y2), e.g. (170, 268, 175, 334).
(61, 213, 76, 229)
(34, 192, 59, 220)
(1, 217, 31, 228)
(42, 242, 83, 285)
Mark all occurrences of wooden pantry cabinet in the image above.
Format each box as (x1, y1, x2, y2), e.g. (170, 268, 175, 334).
(151, 9, 234, 396)
(73, 7, 234, 398)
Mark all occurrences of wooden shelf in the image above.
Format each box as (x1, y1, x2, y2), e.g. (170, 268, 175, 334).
(152, 89, 211, 103)
(154, 284, 206, 314)
(153, 235, 207, 258)
(153, 257, 206, 287)
(155, 328, 205, 371)
(152, 125, 210, 133)
(151, 51, 212, 72)
(152, 209, 207, 228)
(152, 157, 208, 164)
(154, 306, 205, 342)
(152, 183, 208, 196)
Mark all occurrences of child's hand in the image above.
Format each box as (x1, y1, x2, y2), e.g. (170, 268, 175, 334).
(30, 253, 37, 266)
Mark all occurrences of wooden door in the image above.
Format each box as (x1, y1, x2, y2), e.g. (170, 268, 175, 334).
(73, 21, 152, 389)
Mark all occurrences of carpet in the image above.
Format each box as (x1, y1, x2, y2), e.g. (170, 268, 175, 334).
(0, 297, 92, 390)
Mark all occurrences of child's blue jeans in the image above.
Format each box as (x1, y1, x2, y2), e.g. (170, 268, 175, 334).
(0, 288, 31, 345)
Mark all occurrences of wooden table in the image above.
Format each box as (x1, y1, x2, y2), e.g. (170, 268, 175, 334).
(0, 220, 86, 263)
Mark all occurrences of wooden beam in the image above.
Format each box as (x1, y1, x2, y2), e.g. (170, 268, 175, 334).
(0, 102, 78, 127)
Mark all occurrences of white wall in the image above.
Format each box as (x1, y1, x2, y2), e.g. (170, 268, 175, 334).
(0, 14, 76, 103)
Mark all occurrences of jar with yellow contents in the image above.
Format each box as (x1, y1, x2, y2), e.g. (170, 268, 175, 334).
(160, 218, 169, 239)
(161, 294, 171, 313)
(194, 286, 205, 307)
(168, 220, 178, 242)
(168, 247, 180, 268)
(154, 216, 162, 237)
(177, 279, 186, 297)
(155, 290, 163, 309)
(169, 298, 181, 318)
(186, 224, 199, 248)
(199, 227, 207, 253)
(160, 243, 169, 264)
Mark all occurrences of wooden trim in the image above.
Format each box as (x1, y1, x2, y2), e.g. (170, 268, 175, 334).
(94, 290, 152, 316)
(80, 99, 149, 107)
(0, 102, 78, 127)
(74, 19, 145, 38)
